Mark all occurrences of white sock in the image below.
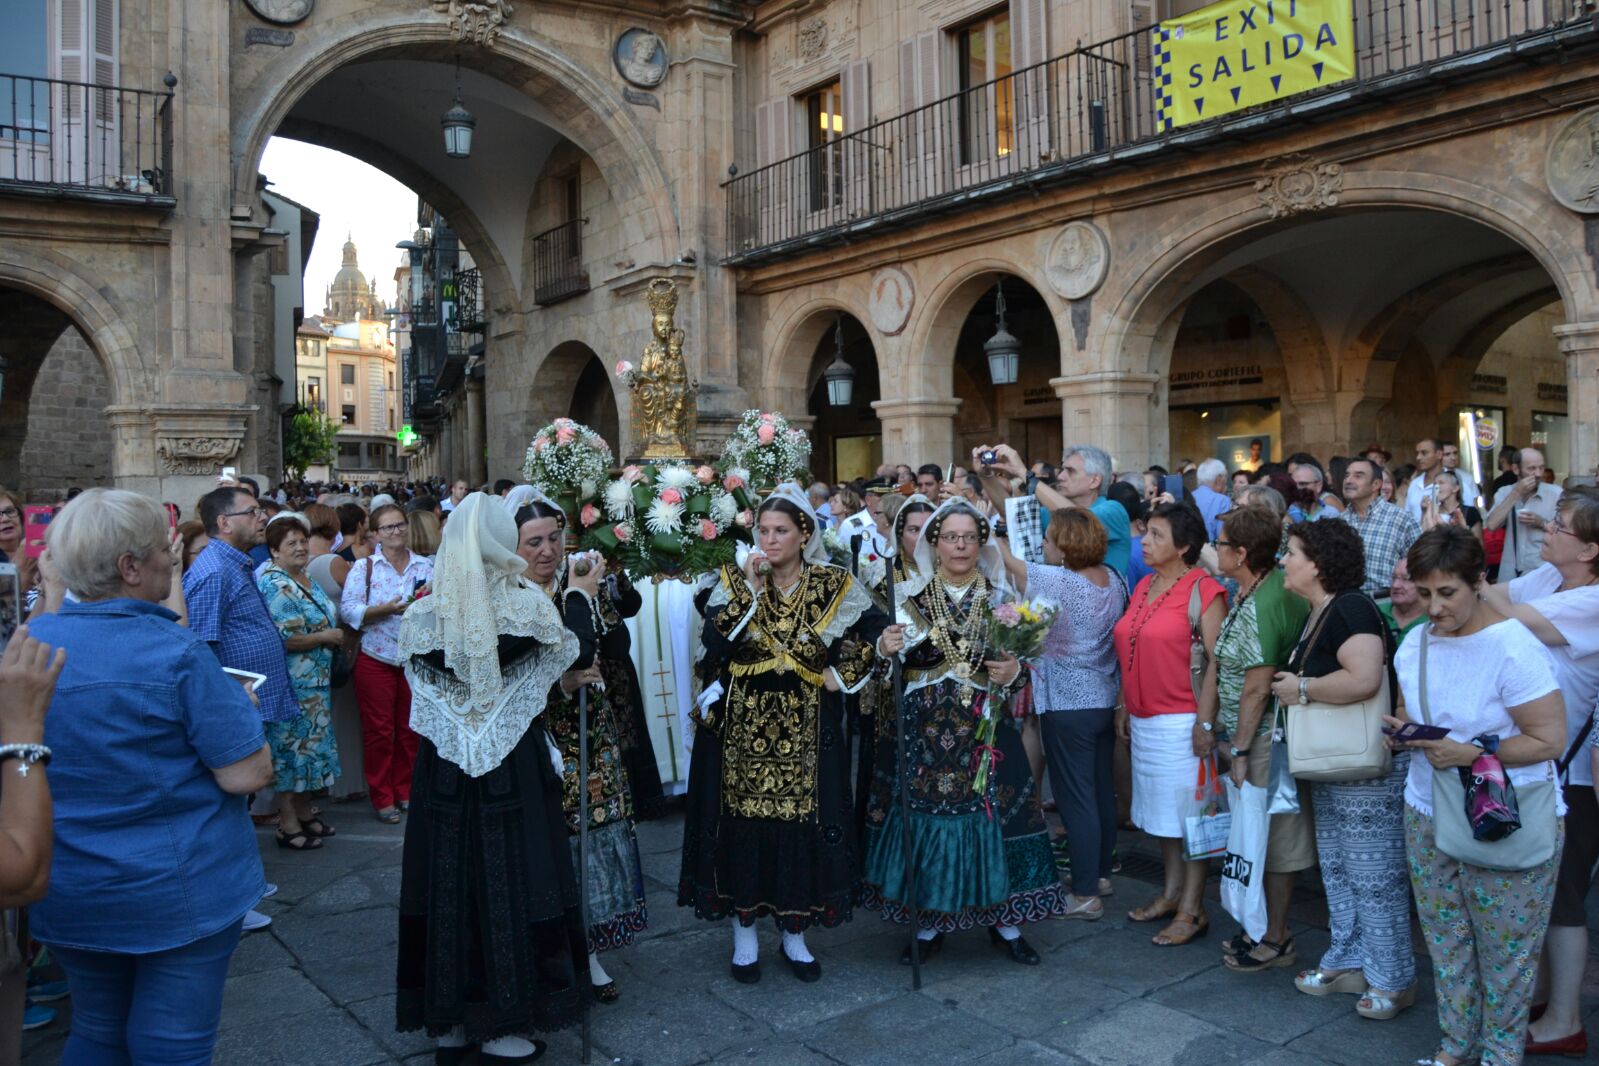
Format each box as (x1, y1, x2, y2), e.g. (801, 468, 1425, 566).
(731, 919, 759, 965)
(436, 1027, 467, 1049)
(588, 951, 611, 986)
(781, 930, 814, 963)
(481, 1035, 536, 1057)
(996, 924, 1021, 941)
(916, 927, 938, 941)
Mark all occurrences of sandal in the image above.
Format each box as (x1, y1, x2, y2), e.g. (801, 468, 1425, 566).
(1356, 984, 1415, 1020)
(275, 828, 323, 851)
(376, 807, 402, 824)
(1127, 895, 1179, 923)
(1294, 968, 1368, 996)
(1152, 911, 1208, 947)
(1224, 936, 1296, 972)
(1222, 932, 1257, 957)
(302, 818, 337, 838)
(1062, 895, 1104, 921)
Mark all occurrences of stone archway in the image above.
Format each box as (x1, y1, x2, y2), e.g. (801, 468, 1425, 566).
(529, 340, 624, 453)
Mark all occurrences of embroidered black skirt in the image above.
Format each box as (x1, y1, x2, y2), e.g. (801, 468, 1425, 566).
(396, 725, 591, 1040)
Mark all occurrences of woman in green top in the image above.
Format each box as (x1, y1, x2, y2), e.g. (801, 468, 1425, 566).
(1377, 557, 1426, 645)
(1199, 506, 1313, 972)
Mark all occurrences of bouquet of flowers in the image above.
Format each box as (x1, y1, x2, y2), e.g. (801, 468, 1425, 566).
(522, 419, 614, 520)
(580, 461, 758, 580)
(717, 409, 812, 489)
(972, 597, 1059, 798)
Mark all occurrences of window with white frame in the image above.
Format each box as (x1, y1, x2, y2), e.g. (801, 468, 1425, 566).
(953, 9, 1014, 165)
(801, 79, 844, 213)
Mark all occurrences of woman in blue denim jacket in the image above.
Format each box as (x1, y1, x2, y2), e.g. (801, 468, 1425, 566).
(27, 489, 271, 1066)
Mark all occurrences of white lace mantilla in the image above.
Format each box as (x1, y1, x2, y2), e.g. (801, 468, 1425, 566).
(405, 630, 580, 777)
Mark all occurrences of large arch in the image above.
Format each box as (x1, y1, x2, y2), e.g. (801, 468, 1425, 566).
(529, 340, 625, 451)
(903, 255, 1065, 399)
(762, 291, 880, 418)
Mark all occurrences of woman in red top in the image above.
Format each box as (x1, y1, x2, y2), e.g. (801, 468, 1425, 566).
(1113, 502, 1225, 947)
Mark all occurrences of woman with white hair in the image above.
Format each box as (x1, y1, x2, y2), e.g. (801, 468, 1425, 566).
(863, 498, 1065, 967)
(681, 486, 903, 984)
(395, 492, 590, 1065)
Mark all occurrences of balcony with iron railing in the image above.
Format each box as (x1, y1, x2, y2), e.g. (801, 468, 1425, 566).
(532, 218, 589, 305)
(726, 0, 1598, 262)
(0, 72, 176, 206)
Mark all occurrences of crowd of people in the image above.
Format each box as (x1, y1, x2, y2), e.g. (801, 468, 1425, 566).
(0, 432, 1594, 1066)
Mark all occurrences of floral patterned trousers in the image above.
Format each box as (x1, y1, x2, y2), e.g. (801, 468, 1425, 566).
(1405, 806, 1564, 1066)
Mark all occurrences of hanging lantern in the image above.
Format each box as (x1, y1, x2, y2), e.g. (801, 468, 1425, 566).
(984, 280, 1020, 386)
(822, 314, 855, 407)
(441, 98, 476, 159)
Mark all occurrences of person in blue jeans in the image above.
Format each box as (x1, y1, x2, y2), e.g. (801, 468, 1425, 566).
(27, 489, 272, 1066)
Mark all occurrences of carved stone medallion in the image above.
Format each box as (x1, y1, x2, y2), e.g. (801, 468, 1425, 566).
(867, 266, 914, 336)
(431, 0, 514, 46)
(614, 28, 668, 89)
(798, 17, 828, 60)
(243, 0, 313, 25)
(1545, 106, 1599, 214)
(1255, 155, 1343, 219)
(1045, 221, 1109, 300)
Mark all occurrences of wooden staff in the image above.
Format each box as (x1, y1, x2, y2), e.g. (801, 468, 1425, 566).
(882, 558, 921, 991)
(573, 557, 594, 1065)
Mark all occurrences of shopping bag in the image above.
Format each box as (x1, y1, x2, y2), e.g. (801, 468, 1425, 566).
(1266, 711, 1300, 815)
(1221, 778, 1269, 942)
(1179, 756, 1231, 861)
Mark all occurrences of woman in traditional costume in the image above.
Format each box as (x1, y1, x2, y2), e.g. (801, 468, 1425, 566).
(395, 492, 589, 1065)
(863, 498, 1067, 966)
(514, 492, 649, 1004)
(679, 485, 904, 983)
(593, 571, 665, 819)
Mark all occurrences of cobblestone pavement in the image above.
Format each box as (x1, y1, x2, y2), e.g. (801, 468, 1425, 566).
(24, 801, 1599, 1065)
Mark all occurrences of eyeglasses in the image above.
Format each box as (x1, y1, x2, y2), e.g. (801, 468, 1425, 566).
(0, 507, 18, 520)
(223, 507, 262, 519)
(1546, 519, 1576, 538)
(1212, 539, 1236, 549)
(376, 523, 408, 534)
(938, 532, 983, 545)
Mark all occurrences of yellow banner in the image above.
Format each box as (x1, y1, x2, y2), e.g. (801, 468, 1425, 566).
(1154, 0, 1355, 131)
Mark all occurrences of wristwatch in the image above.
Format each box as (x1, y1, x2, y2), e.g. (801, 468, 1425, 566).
(1230, 745, 1250, 758)
(1298, 677, 1310, 705)
(1198, 721, 1213, 733)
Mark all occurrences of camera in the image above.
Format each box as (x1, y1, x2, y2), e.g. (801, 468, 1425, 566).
(979, 449, 998, 466)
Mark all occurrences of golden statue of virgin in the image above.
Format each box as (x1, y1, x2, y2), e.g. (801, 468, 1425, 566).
(631, 278, 698, 460)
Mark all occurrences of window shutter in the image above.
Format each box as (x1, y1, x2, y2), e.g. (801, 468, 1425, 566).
(1129, 0, 1159, 141)
(840, 59, 872, 217)
(1011, 0, 1050, 164)
(899, 31, 945, 200)
(754, 98, 795, 245)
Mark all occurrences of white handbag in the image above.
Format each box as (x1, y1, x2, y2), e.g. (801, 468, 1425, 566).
(1285, 593, 1394, 783)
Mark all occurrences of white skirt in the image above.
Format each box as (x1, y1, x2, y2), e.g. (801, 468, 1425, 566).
(1130, 712, 1200, 839)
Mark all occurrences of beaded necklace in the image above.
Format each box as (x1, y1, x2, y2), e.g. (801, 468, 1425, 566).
(921, 570, 989, 681)
(751, 566, 814, 675)
(1218, 570, 1266, 651)
(1125, 565, 1193, 675)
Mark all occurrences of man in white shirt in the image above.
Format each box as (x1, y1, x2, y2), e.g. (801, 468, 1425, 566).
(1403, 437, 1447, 524)
(1485, 448, 1563, 582)
(439, 479, 469, 514)
(837, 496, 889, 557)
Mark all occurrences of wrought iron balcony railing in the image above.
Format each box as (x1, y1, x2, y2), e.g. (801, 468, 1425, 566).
(726, 0, 1595, 261)
(532, 218, 589, 305)
(0, 72, 175, 203)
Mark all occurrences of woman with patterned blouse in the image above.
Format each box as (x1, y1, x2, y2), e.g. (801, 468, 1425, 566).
(864, 498, 1063, 967)
(515, 493, 647, 1005)
(680, 486, 901, 984)
(257, 515, 343, 850)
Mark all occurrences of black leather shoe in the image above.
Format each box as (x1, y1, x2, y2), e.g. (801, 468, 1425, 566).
(989, 927, 1041, 965)
(783, 951, 822, 983)
(479, 1040, 547, 1064)
(730, 959, 761, 984)
(899, 932, 943, 965)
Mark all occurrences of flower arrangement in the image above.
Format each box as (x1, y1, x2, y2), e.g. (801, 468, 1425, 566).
(717, 409, 812, 489)
(522, 419, 614, 521)
(580, 461, 759, 580)
(972, 597, 1058, 798)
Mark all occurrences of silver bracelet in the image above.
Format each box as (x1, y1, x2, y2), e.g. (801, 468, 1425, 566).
(0, 743, 51, 777)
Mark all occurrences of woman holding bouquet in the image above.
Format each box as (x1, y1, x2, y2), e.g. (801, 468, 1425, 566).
(515, 493, 649, 1004)
(680, 486, 903, 983)
(863, 498, 1068, 966)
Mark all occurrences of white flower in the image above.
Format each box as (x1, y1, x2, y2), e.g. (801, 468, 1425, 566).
(645, 498, 684, 535)
(656, 464, 697, 495)
(709, 491, 737, 530)
(604, 479, 635, 520)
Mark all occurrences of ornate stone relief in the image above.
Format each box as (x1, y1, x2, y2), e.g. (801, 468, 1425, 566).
(797, 17, 828, 60)
(1254, 155, 1343, 219)
(1545, 106, 1599, 214)
(243, 0, 313, 25)
(157, 436, 243, 477)
(431, 0, 514, 46)
(867, 266, 914, 336)
(1045, 221, 1110, 300)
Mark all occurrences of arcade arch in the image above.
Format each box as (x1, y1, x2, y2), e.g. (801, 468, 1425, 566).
(531, 341, 622, 450)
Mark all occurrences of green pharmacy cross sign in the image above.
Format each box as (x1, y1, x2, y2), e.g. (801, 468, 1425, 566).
(397, 425, 419, 447)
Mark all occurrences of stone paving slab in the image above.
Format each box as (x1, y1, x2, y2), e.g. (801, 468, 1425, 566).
(23, 809, 1599, 1066)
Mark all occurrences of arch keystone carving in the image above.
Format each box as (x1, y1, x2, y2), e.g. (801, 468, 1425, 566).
(1254, 155, 1343, 219)
(431, 0, 514, 45)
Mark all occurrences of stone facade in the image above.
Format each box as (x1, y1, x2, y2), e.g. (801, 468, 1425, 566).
(20, 327, 114, 494)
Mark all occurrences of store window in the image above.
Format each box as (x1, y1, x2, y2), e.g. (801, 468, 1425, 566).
(954, 10, 1013, 164)
(801, 79, 844, 212)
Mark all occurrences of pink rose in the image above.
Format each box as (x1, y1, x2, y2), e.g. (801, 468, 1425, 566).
(723, 474, 746, 491)
(615, 360, 634, 377)
(613, 523, 632, 542)
(695, 465, 715, 484)
(580, 504, 600, 527)
(659, 488, 684, 505)
(556, 427, 576, 445)
(699, 519, 718, 541)
(533, 437, 548, 452)
(622, 465, 644, 484)
(756, 424, 776, 444)
(735, 509, 754, 528)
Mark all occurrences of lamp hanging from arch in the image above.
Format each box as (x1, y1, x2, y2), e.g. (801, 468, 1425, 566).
(822, 313, 855, 407)
(984, 279, 1020, 386)
(441, 59, 476, 159)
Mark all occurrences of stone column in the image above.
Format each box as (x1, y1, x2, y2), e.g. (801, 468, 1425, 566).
(1554, 321, 1599, 478)
(438, 417, 456, 484)
(1051, 372, 1162, 470)
(871, 398, 962, 466)
(465, 377, 487, 487)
